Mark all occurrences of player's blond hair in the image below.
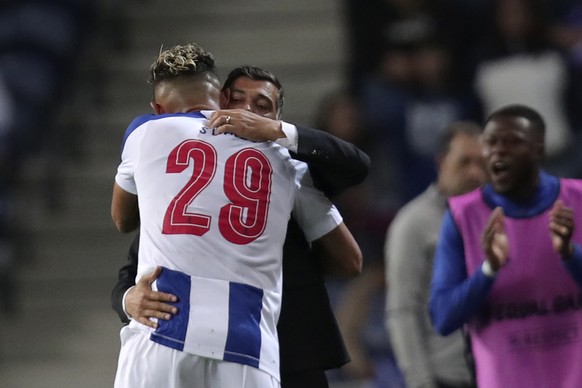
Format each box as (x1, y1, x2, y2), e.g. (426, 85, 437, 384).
(148, 43, 216, 84)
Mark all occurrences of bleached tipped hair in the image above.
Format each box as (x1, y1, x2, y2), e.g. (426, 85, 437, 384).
(148, 43, 216, 84)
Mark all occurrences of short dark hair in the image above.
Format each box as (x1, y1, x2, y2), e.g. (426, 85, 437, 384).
(437, 121, 482, 156)
(222, 65, 284, 119)
(484, 104, 546, 140)
(148, 43, 217, 86)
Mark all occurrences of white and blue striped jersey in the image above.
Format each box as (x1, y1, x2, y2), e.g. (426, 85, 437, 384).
(114, 110, 341, 380)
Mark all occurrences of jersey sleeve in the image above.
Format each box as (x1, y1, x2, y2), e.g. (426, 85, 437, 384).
(114, 125, 142, 195)
(291, 160, 342, 243)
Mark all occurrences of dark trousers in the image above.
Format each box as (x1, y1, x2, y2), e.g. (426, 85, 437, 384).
(281, 369, 329, 388)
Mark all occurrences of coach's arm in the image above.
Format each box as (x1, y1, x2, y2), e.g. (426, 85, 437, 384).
(111, 231, 178, 328)
(208, 109, 370, 198)
(292, 125, 370, 198)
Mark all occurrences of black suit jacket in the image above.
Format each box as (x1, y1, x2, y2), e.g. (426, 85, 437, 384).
(291, 126, 370, 198)
(111, 125, 370, 373)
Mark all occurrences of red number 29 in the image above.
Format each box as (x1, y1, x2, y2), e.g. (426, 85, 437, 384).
(162, 140, 272, 245)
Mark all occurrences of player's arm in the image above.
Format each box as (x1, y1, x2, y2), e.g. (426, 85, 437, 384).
(209, 109, 370, 197)
(111, 183, 139, 233)
(293, 162, 362, 277)
(311, 222, 362, 277)
(112, 119, 143, 233)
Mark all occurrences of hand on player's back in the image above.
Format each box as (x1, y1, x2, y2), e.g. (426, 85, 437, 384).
(125, 266, 178, 329)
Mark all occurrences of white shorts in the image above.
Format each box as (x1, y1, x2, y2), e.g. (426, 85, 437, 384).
(114, 326, 280, 388)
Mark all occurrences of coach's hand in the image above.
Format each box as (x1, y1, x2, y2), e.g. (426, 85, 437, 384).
(209, 109, 284, 141)
(125, 266, 178, 329)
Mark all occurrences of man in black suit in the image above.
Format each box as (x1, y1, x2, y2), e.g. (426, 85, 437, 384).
(111, 65, 370, 387)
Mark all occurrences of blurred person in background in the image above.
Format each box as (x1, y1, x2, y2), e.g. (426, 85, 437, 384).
(0, 0, 97, 181)
(385, 121, 486, 388)
(549, 0, 582, 148)
(355, 36, 417, 213)
(0, 73, 15, 314)
(396, 38, 481, 201)
(471, 0, 582, 178)
(358, 33, 481, 208)
(0, 0, 97, 313)
(313, 89, 392, 264)
(313, 89, 404, 388)
(343, 0, 482, 94)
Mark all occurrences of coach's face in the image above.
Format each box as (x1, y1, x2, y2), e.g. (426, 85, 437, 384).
(221, 77, 279, 119)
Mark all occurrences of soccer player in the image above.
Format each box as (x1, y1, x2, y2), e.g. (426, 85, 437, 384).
(111, 44, 357, 387)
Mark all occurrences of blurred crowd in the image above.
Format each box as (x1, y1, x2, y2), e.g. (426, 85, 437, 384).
(0, 0, 101, 312)
(322, 0, 582, 386)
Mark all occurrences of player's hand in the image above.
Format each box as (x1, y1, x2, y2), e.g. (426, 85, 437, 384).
(208, 109, 284, 141)
(125, 266, 178, 329)
(549, 200, 575, 258)
(481, 207, 509, 271)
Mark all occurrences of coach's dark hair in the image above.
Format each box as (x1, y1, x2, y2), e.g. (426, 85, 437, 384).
(485, 104, 546, 140)
(436, 121, 482, 157)
(222, 65, 285, 119)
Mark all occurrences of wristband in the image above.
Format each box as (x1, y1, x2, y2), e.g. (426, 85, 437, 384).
(482, 260, 498, 278)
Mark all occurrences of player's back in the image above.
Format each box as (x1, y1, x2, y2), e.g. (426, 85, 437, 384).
(118, 111, 298, 291)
